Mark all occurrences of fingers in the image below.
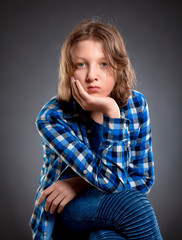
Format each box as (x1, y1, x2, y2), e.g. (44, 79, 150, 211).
(38, 181, 74, 215)
(71, 77, 120, 118)
(38, 185, 54, 205)
(74, 78, 86, 97)
(45, 191, 59, 213)
(57, 198, 70, 214)
(71, 77, 94, 110)
(39, 187, 65, 214)
(41, 190, 71, 214)
(71, 77, 89, 101)
(71, 77, 81, 103)
(47, 195, 71, 214)
(49, 195, 64, 214)
(71, 78, 83, 103)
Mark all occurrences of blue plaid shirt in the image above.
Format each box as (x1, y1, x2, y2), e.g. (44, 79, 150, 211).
(30, 90, 154, 240)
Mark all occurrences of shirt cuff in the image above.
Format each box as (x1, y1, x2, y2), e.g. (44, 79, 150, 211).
(103, 115, 130, 142)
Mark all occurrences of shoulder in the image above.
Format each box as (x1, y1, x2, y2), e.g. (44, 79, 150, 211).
(36, 96, 60, 120)
(127, 90, 148, 112)
(121, 90, 150, 125)
(36, 96, 76, 121)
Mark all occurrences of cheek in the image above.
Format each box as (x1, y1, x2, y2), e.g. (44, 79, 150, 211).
(111, 78, 117, 89)
(106, 83, 115, 95)
(73, 70, 86, 88)
(73, 71, 80, 80)
(105, 74, 116, 92)
(73, 69, 85, 81)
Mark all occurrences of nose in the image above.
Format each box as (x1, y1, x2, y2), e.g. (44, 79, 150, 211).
(86, 65, 98, 82)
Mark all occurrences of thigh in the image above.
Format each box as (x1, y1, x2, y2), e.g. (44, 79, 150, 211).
(55, 187, 109, 232)
(54, 188, 162, 239)
(53, 187, 108, 239)
(96, 189, 163, 239)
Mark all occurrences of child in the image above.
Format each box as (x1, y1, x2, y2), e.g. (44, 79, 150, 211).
(30, 19, 162, 239)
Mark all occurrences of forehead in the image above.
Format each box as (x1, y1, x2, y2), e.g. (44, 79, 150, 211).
(72, 40, 106, 58)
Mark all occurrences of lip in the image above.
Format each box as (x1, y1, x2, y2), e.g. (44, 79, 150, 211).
(87, 86, 100, 93)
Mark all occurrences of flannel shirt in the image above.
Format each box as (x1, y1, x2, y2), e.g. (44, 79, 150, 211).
(29, 90, 154, 240)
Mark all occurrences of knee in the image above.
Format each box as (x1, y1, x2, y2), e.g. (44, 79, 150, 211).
(96, 189, 162, 239)
(115, 189, 154, 223)
(114, 190, 161, 238)
(97, 189, 154, 226)
(121, 189, 153, 215)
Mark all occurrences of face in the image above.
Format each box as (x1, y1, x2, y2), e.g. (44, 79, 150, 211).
(72, 40, 116, 97)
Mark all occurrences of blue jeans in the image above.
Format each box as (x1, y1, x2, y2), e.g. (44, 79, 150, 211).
(53, 187, 162, 239)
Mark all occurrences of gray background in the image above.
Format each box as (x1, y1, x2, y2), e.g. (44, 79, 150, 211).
(1, 1, 181, 239)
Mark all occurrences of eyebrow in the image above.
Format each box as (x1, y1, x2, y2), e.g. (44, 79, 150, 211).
(73, 57, 107, 61)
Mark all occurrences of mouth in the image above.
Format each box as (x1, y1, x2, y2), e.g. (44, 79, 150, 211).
(87, 86, 100, 93)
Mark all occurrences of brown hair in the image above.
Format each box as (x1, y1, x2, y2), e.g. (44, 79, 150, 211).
(58, 19, 135, 107)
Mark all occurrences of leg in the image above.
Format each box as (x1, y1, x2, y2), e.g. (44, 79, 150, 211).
(96, 189, 163, 239)
(53, 188, 108, 239)
(53, 188, 162, 239)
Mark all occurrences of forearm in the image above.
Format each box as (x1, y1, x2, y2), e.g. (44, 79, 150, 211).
(38, 176, 92, 214)
(67, 176, 92, 192)
(36, 93, 152, 194)
(71, 78, 121, 120)
(37, 116, 129, 193)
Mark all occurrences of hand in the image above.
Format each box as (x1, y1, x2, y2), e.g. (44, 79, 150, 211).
(71, 77, 120, 119)
(38, 176, 90, 214)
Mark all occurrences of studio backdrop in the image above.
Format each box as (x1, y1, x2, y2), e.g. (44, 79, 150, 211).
(1, 1, 181, 239)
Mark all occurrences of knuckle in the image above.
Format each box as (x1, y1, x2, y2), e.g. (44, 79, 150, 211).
(46, 199, 51, 205)
(52, 202, 57, 208)
(82, 104, 87, 110)
(82, 101, 90, 110)
(59, 201, 65, 208)
(42, 192, 46, 197)
(58, 206, 64, 213)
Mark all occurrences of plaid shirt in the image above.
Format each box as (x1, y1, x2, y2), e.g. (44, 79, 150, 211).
(29, 90, 154, 240)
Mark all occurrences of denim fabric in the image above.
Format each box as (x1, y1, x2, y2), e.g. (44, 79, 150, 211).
(53, 188, 162, 239)
(89, 230, 125, 240)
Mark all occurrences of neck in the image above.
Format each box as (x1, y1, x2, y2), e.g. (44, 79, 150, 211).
(90, 111, 103, 124)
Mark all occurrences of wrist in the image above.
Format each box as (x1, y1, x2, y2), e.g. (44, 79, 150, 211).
(74, 176, 91, 191)
(102, 98, 120, 118)
(103, 115, 130, 141)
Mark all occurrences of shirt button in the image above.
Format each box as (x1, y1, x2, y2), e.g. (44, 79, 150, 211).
(44, 231, 47, 236)
(83, 170, 87, 174)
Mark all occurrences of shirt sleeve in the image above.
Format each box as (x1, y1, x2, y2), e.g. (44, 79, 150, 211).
(36, 110, 131, 193)
(126, 100, 155, 194)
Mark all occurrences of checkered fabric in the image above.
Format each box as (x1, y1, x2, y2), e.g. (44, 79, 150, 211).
(29, 90, 154, 240)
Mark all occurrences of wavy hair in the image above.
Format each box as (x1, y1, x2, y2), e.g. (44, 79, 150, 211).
(58, 19, 135, 107)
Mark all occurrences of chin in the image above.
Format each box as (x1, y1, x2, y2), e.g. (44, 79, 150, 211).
(88, 93, 102, 97)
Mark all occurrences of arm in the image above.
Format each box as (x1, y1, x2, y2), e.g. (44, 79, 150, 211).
(70, 77, 154, 193)
(38, 94, 153, 213)
(71, 77, 121, 122)
(37, 91, 129, 213)
(38, 176, 90, 214)
(126, 98, 154, 194)
(37, 82, 154, 195)
(36, 110, 130, 193)
(37, 113, 129, 213)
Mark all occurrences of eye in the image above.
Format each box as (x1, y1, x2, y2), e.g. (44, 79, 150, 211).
(101, 62, 108, 67)
(77, 62, 86, 68)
